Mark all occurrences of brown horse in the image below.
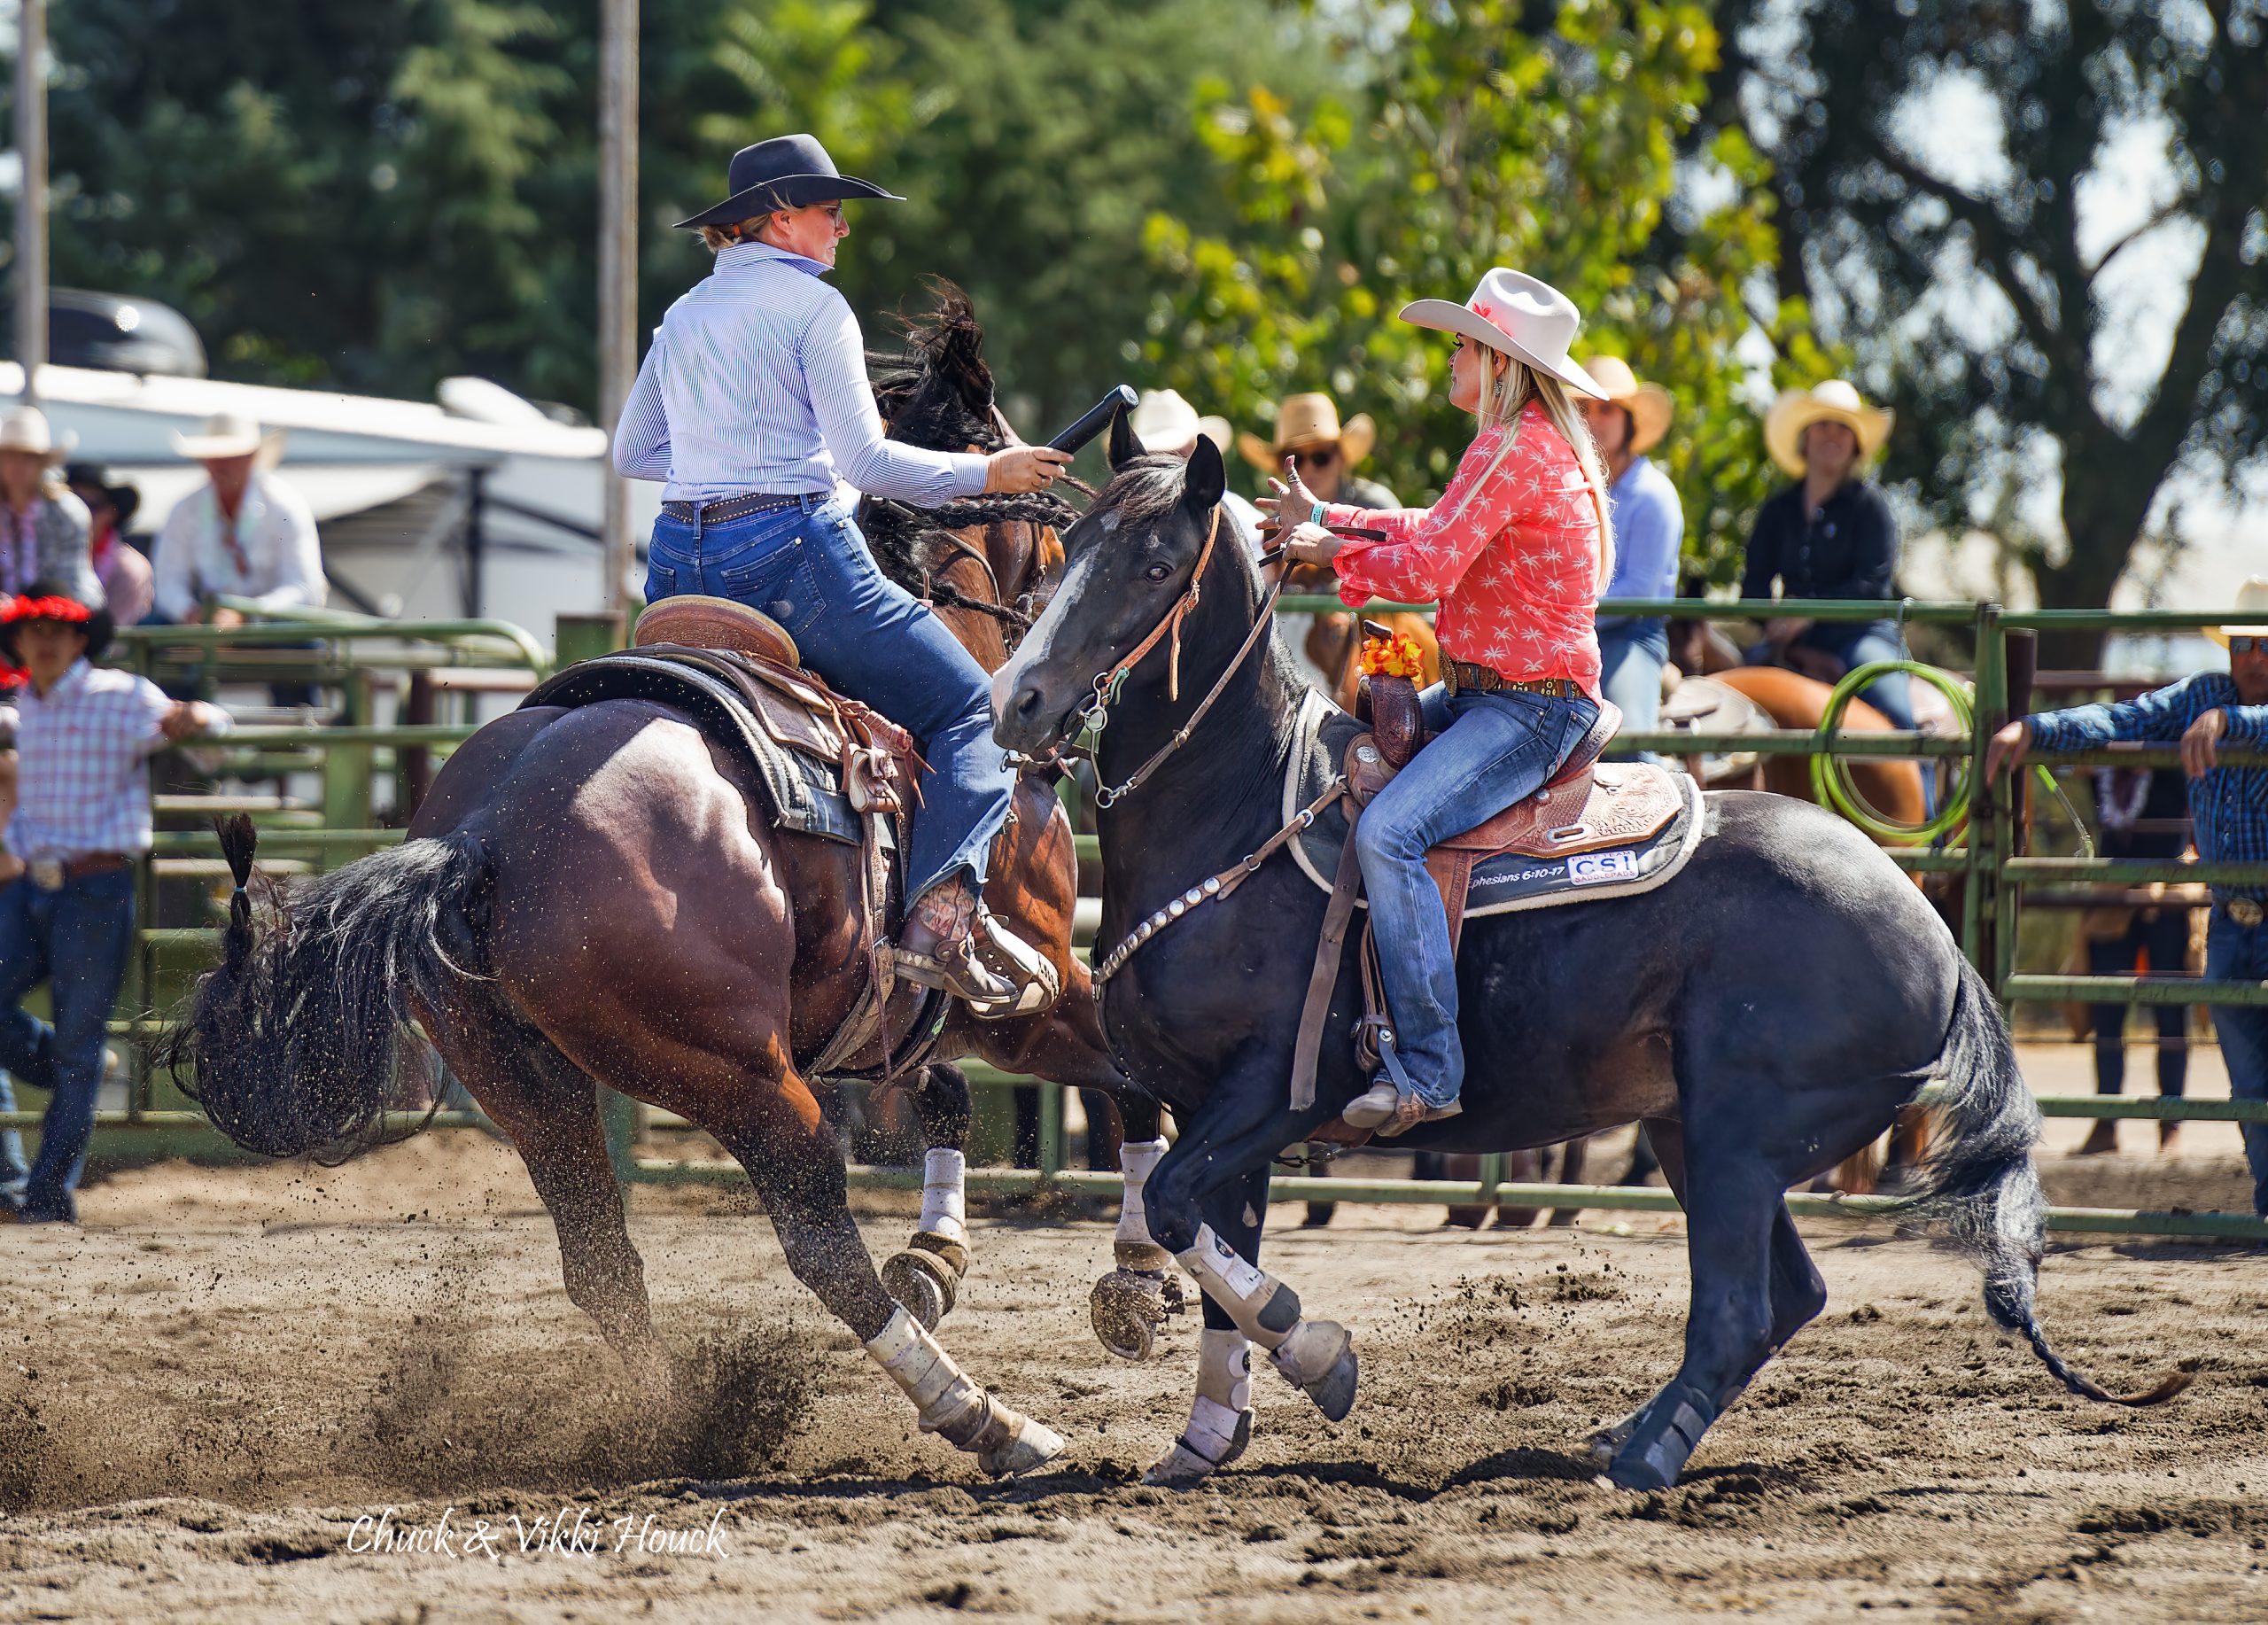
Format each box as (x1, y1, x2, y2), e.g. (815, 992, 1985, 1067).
(172, 292, 1129, 1477)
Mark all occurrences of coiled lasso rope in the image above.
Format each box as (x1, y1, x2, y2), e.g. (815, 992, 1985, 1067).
(1808, 658, 2084, 851)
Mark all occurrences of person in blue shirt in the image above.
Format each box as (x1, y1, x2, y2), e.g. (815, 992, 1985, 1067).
(1988, 577, 2268, 1216)
(614, 134, 1068, 1014)
(1577, 357, 1682, 750)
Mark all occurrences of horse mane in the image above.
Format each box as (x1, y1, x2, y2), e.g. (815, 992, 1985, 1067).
(1089, 455, 1197, 533)
(859, 277, 1085, 597)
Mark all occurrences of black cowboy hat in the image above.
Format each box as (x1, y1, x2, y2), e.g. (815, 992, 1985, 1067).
(1, 579, 114, 664)
(673, 133, 904, 231)
(63, 462, 141, 533)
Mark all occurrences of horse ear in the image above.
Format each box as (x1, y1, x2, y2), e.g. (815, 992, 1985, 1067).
(1183, 434, 1226, 514)
(1108, 404, 1146, 470)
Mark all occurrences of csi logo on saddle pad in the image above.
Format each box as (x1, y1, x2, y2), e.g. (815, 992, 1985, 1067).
(1284, 692, 1703, 917)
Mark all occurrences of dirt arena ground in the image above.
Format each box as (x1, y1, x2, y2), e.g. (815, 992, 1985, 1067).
(2, 1046, 2264, 1624)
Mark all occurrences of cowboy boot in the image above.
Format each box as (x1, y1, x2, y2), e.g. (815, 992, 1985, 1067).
(894, 876, 1059, 1019)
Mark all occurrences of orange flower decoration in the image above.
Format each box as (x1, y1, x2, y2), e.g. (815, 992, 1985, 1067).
(1358, 630, 1425, 680)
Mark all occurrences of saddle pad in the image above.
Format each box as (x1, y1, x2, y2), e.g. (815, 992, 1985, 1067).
(1283, 689, 1705, 917)
(524, 650, 865, 844)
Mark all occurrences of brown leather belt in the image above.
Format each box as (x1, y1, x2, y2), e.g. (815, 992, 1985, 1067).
(660, 492, 811, 525)
(1441, 659, 1583, 700)
(26, 851, 128, 890)
(2224, 897, 2266, 929)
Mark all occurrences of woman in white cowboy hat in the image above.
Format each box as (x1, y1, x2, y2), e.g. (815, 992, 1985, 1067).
(1739, 378, 1915, 729)
(1239, 393, 1398, 512)
(151, 411, 325, 629)
(1262, 268, 1615, 1135)
(611, 132, 1067, 1012)
(0, 408, 100, 610)
(1576, 356, 1682, 750)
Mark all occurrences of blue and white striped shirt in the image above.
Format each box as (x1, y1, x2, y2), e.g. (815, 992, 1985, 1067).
(612, 242, 990, 507)
(2026, 673, 2268, 904)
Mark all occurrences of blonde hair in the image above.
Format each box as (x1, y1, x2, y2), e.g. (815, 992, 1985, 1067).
(699, 215, 769, 253)
(1447, 349, 1616, 593)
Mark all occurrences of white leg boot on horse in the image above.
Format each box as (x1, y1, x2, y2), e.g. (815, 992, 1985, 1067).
(865, 1305, 1063, 1476)
(1144, 1327, 1254, 1487)
(1175, 1223, 1357, 1423)
(1090, 1135, 1187, 1360)
(881, 1066, 975, 1330)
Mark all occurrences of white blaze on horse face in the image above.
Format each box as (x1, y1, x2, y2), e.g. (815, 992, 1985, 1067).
(994, 518, 1115, 727)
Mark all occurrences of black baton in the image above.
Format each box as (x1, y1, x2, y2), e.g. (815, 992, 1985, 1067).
(1047, 385, 1139, 455)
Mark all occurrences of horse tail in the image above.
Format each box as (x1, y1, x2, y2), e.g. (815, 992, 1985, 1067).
(1888, 954, 2187, 1407)
(167, 812, 495, 1162)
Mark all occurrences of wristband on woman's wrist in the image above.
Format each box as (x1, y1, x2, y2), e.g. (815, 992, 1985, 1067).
(1309, 501, 1328, 529)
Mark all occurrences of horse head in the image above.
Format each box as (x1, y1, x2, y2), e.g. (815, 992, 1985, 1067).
(992, 433, 1231, 756)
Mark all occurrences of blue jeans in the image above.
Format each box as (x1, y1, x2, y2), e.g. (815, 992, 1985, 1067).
(1749, 618, 1915, 730)
(645, 498, 1014, 901)
(1597, 619, 1666, 763)
(0, 869, 136, 1222)
(2205, 910, 2268, 1217)
(1355, 684, 1600, 1108)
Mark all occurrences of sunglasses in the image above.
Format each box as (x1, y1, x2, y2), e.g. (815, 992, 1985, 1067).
(1293, 447, 1339, 470)
(2232, 635, 2264, 655)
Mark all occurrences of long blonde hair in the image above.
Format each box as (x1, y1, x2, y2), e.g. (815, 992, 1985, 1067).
(1448, 349, 1616, 594)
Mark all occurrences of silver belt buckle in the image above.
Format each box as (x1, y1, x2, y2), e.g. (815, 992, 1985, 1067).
(27, 858, 64, 891)
(2229, 898, 2266, 929)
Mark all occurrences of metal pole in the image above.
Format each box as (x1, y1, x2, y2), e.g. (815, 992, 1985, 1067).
(13, 0, 45, 402)
(597, 0, 639, 617)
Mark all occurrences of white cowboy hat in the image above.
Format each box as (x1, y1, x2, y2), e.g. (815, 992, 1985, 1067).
(1129, 389, 1231, 457)
(1581, 355, 1674, 455)
(1764, 379, 1894, 478)
(0, 405, 75, 462)
(1398, 269, 1606, 400)
(170, 410, 279, 462)
(2207, 576, 2268, 648)
(1237, 393, 1377, 473)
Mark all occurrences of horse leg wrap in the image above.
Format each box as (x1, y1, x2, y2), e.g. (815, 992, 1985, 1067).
(919, 1147, 967, 1247)
(1145, 1328, 1254, 1489)
(864, 1307, 1062, 1475)
(1607, 1379, 1719, 1492)
(1175, 1225, 1358, 1422)
(1115, 1138, 1171, 1271)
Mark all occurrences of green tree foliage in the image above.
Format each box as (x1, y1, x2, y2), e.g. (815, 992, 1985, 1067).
(1138, 2, 1823, 575)
(1716, 0, 2268, 650)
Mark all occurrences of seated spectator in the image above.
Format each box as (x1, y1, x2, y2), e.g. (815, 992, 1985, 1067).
(1739, 379, 1915, 730)
(1989, 576, 2268, 1215)
(0, 583, 229, 1224)
(0, 408, 102, 608)
(65, 463, 154, 629)
(151, 413, 325, 627)
(1239, 393, 1397, 511)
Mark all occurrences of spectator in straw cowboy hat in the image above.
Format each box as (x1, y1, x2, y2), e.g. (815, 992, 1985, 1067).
(0, 582, 228, 1222)
(0, 408, 101, 610)
(1577, 356, 1682, 751)
(1739, 378, 1915, 731)
(1129, 389, 1265, 541)
(1989, 576, 2268, 1215)
(151, 411, 325, 628)
(1239, 393, 1397, 513)
(65, 463, 152, 630)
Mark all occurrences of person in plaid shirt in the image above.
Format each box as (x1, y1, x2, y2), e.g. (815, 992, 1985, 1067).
(1988, 575, 2268, 1217)
(0, 582, 227, 1223)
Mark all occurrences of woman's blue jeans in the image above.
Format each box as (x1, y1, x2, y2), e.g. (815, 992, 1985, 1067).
(645, 498, 1014, 903)
(1748, 618, 1916, 730)
(1354, 684, 1600, 1108)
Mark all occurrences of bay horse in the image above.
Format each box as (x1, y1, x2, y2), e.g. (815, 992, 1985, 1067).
(991, 431, 2179, 1492)
(169, 291, 1136, 1478)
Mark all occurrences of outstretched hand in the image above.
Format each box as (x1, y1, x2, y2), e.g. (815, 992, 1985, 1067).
(1254, 456, 1322, 526)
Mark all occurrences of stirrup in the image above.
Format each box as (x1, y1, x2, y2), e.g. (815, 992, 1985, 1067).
(891, 913, 1056, 1020)
(1340, 1030, 1460, 1137)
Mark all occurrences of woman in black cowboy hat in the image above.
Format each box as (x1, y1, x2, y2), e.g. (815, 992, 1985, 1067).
(64, 464, 152, 628)
(612, 133, 1067, 1011)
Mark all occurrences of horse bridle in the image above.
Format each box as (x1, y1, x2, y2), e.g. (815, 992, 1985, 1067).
(1008, 502, 1290, 808)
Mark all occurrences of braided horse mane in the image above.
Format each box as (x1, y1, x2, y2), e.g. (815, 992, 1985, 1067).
(860, 279, 1082, 644)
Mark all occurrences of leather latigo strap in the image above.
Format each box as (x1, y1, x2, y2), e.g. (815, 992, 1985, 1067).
(1289, 786, 1365, 1114)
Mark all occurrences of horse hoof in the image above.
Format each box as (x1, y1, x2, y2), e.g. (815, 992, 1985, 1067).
(1090, 1268, 1184, 1362)
(1271, 1320, 1358, 1423)
(976, 1412, 1064, 1478)
(882, 1244, 962, 1331)
(1583, 1411, 1639, 1468)
(1605, 1438, 1685, 1492)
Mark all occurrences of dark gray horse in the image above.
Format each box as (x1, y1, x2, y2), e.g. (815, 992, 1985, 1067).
(991, 427, 2179, 1492)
